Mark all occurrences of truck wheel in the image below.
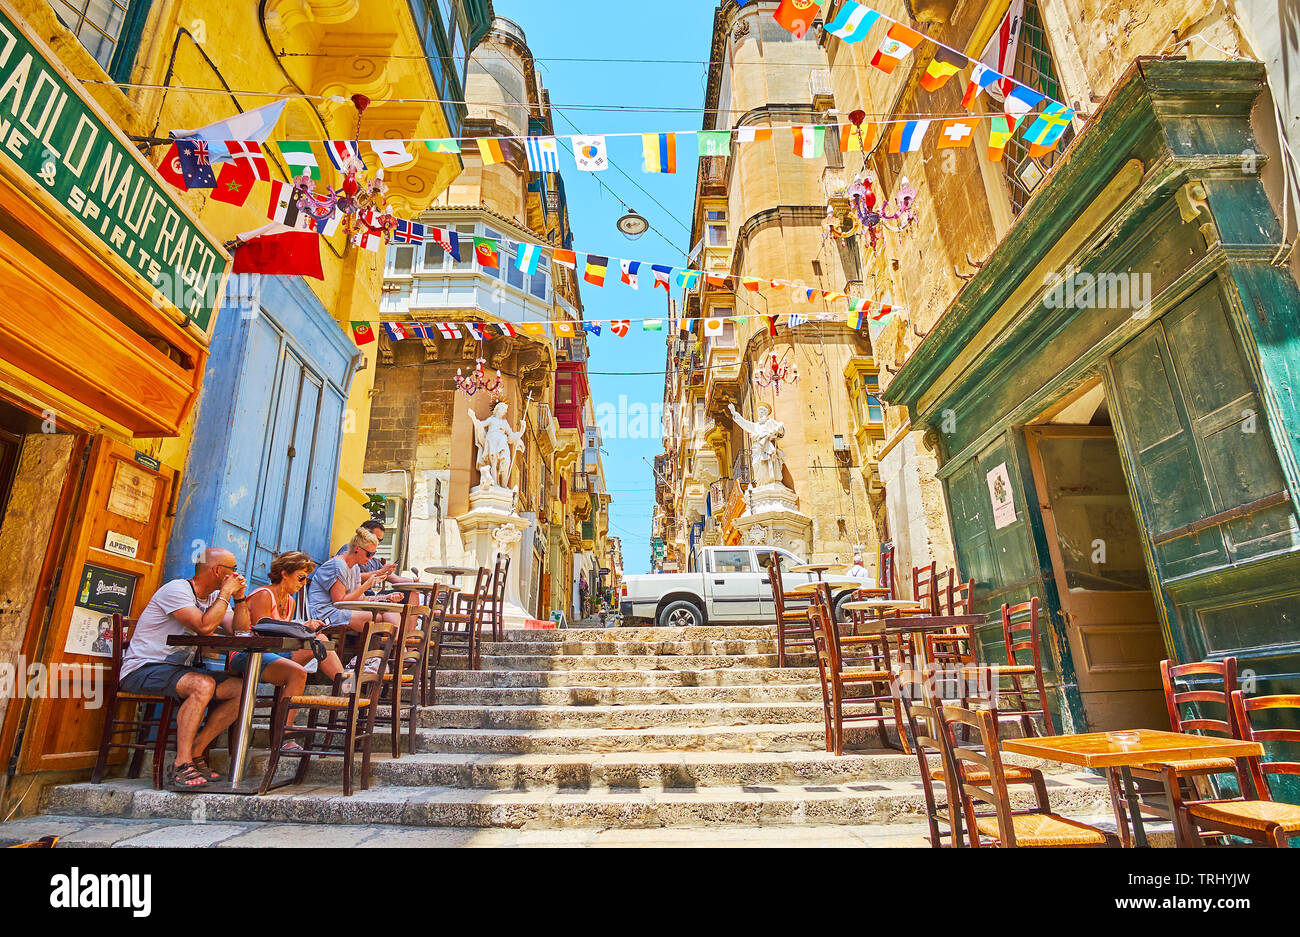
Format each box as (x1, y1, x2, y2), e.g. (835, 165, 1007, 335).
(833, 593, 854, 624)
(659, 600, 704, 629)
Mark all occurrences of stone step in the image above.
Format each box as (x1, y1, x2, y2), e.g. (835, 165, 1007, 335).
(0, 814, 943, 847)
(409, 721, 894, 755)
(436, 667, 817, 689)
(38, 775, 1116, 830)
(430, 684, 824, 706)
(478, 653, 784, 671)
(479, 639, 780, 656)
(414, 701, 842, 730)
(289, 749, 1080, 791)
(501, 626, 778, 643)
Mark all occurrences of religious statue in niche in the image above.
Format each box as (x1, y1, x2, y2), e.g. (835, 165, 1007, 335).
(728, 403, 787, 488)
(469, 402, 527, 492)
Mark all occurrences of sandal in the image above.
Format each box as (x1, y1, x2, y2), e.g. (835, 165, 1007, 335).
(171, 762, 210, 790)
(191, 755, 221, 781)
(280, 741, 304, 753)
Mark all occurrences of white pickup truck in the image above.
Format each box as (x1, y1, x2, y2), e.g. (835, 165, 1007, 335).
(620, 546, 860, 628)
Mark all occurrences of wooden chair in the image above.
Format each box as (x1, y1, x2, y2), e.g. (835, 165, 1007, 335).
(942, 703, 1120, 848)
(769, 557, 815, 668)
(911, 561, 939, 614)
(895, 668, 964, 847)
(924, 575, 976, 666)
(259, 617, 395, 797)
(428, 567, 489, 693)
(413, 583, 450, 707)
(808, 600, 897, 755)
(1108, 657, 1249, 847)
(91, 615, 175, 791)
(968, 599, 1054, 737)
(379, 599, 432, 758)
(1178, 691, 1300, 848)
(479, 554, 510, 642)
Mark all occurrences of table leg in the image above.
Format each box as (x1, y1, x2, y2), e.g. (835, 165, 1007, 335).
(1121, 766, 1149, 848)
(228, 651, 263, 791)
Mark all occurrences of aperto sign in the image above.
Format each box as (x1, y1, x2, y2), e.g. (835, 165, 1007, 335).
(0, 6, 226, 330)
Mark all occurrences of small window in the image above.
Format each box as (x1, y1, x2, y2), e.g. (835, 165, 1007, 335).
(865, 374, 883, 423)
(424, 240, 445, 269)
(754, 550, 777, 570)
(529, 269, 549, 301)
(481, 228, 502, 279)
(51, 0, 149, 79)
(504, 244, 525, 290)
(711, 550, 752, 574)
(451, 225, 474, 271)
(392, 245, 414, 274)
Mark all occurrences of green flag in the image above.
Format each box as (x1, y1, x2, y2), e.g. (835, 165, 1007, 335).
(642, 319, 664, 332)
(698, 131, 731, 157)
(425, 139, 461, 154)
(276, 141, 320, 180)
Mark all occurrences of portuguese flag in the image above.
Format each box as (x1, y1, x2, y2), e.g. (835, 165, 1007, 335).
(351, 321, 375, 345)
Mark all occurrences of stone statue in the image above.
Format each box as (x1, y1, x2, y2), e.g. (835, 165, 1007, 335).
(468, 401, 527, 491)
(728, 402, 786, 487)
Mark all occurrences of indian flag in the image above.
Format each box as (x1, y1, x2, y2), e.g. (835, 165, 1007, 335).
(277, 141, 320, 180)
(792, 126, 824, 159)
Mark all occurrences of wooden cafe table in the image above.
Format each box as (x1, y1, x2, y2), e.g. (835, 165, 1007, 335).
(166, 631, 335, 794)
(1002, 729, 1264, 847)
(789, 562, 843, 581)
(788, 578, 863, 596)
(424, 566, 479, 587)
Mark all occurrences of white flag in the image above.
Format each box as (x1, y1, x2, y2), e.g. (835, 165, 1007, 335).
(369, 140, 414, 168)
(978, 0, 1025, 103)
(572, 135, 609, 172)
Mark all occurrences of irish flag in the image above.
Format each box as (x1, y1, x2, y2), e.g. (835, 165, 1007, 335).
(792, 126, 824, 159)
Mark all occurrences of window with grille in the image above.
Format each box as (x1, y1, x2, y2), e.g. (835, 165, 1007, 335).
(1001, 0, 1074, 215)
(50, 0, 151, 79)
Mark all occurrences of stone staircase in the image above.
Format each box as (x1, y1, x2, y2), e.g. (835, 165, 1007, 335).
(0, 626, 1120, 848)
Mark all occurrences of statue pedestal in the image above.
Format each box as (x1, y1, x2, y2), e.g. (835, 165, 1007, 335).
(732, 483, 813, 560)
(456, 486, 533, 628)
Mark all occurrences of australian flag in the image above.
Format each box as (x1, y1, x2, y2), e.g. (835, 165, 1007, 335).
(583, 321, 602, 337)
(175, 138, 216, 189)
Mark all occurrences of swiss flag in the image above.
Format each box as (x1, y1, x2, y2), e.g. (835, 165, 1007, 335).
(157, 143, 188, 190)
(232, 229, 324, 280)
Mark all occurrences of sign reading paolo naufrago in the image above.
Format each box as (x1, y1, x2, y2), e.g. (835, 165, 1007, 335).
(0, 4, 227, 330)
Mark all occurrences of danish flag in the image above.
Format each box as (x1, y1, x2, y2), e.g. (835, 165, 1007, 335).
(225, 140, 270, 181)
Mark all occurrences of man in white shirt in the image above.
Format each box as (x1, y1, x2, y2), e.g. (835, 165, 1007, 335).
(847, 554, 872, 582)
(119, 548, 249, 789)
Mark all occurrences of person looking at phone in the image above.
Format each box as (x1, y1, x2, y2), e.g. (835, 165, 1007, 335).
(308, 528, 403, 634)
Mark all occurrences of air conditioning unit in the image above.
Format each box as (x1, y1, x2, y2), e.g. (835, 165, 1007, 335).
(833, 435, 852, 464)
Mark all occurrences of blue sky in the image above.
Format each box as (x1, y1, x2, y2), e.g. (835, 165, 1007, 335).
(493, 0, 721, 574)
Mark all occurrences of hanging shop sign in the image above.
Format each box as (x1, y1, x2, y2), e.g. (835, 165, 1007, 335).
(0, 6, 226, 330)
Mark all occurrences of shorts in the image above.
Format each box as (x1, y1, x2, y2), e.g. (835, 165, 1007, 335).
(119, 662, 218, 700)
(227, 650, 292, 675)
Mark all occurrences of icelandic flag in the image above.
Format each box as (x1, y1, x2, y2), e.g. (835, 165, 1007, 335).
(888, 119, 932, 153)
(525, 136, 561, 172)
(825, 1, 879, 43)
(326, 140, 365, 171)
(621, 260, 641, 289)
(517, 242, 543, 275)
(172, 100, 287, 165)
(652, 265, 673, 292)
(393, 220, 425, 244)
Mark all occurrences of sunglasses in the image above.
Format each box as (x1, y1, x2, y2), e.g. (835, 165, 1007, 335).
(361, 548, 376, 558)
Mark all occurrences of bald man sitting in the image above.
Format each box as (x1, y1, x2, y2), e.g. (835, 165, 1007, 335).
(118, 548, 250, 790)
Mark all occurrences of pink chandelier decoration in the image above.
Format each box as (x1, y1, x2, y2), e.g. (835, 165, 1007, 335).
(754, 352, 798, 394)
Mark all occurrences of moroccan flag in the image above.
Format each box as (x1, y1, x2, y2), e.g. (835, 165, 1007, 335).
(477, 138, 507, 165)
(840, 121, 877, 153)
(920, 47, 967, 92)
(233, 230, 323, 279)
(773, 0, 823, 39)
(987, 114, 1023, 162)
(474, 237, 500, 269)
(351, 321, 375, 345)
(937, 117, 979, 149)
(871, 23, 924, 75)
(584, 255, 609, 287)
(211, 160, 255, 206)
(792, 125, 824, 159)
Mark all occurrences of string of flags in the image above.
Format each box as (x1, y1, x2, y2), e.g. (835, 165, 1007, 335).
(775, 0, 1075, 160)
(349, 303, 897, 347)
